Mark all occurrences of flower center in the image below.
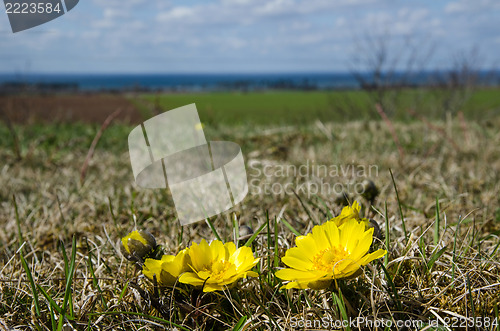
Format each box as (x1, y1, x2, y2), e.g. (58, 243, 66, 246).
(312, 246, 349, 272)
(206, 260, 231, 280)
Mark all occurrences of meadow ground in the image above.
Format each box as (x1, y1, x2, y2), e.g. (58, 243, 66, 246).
(0, 89, 500, 330)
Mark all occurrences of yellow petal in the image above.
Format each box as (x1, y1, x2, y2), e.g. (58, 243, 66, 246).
(336, 262, 362, 278)
(179, 272, 205, 286)
(190, 240, 212, 270)
(281, 281, 306, 289)
(231, 246, 254, 270)
(203, 283, 224, 292)
(275, 268, 325, 281)
(313, 224, 333, 249)
(339, 219, 363, 251)
(349, 229, 373, 261)
(322, 221, 340, 246)
(210, 240, 226, 261)
(295, 234, 320, 255)
(282, 256, 313, 271)
(358, 249, 387, 265)
(284, 246, 313, 262)
(142, 258, 163, 280)
(224, 241, 237, 256)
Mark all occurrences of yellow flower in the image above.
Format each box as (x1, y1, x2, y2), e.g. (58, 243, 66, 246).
(120, 230, 157, 262)
(143, 249, 189, 286)
(275, 219, 386, 289)
(179, 239, 260, 292)
(330, 201, 360, 225)
(329, 200, 370, 229)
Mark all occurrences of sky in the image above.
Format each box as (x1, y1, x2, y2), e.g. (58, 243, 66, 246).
(0, 0, 499, 73)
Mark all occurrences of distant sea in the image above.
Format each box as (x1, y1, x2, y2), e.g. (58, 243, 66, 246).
(0, 71, 499, 92)
(0, 73, 358, 92)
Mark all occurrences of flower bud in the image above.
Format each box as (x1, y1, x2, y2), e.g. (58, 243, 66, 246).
(238, 225, 254, 238)
(334, 191, 351, 206)
(120, 230, 157, 262)
(360, 179, 379, 202)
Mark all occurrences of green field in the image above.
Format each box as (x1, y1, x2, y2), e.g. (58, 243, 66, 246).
(137, 88, 500, 126)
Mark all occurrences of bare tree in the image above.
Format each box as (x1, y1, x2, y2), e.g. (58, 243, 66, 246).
(432, 47, 482, 117)
(349, 30, 435, 117)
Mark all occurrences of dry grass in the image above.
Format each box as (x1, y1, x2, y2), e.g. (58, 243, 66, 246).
(0, 113, 499, 330)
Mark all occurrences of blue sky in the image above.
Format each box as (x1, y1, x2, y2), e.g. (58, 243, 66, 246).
(0, 0, 499, 73)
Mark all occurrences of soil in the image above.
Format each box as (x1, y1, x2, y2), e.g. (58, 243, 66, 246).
(0, 93, 143, 124)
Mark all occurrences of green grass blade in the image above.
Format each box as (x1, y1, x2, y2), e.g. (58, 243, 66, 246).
(232, 315, 248, 331)
(118, 281, 129, 302)
(49, 303, 57, 330)
(274, 216, 279, 268)
(466, 273, 476, 321)
(488, 236, 500, 258)
(20, 251, 40, 316)
(293, 190, 319, 225)
(434, 197, 441, 245)
(178, 224, 184, 247)
(244, 222, 266, 247)
(60, 236, 77, 327)
(313, 194, 334, 219)
(389, 169, 408, 243)
(379, 261, 402, 312)
(205, 217, 222, 242)
(59, 238, 74, 320)
(280, 218, 301, 236)
(332, 290, 351, 331)
(36, 284, 62, 315)
(427, 246, 447, 270)
(60, 240, 69, 279)
(419, 234, 427, 262)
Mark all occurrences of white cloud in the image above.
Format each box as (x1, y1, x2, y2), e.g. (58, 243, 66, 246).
(157, 6, 196, 22)
(445, 0, 500, 13)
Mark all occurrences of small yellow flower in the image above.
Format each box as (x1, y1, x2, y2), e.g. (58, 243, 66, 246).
(120, 230, 157, 262)
(329, 200, 372, 231)
(329, 200, 362, 226)
(179, 239, 260, 292)
(143, 249, 189, 286)
(275, 219, 386, 289)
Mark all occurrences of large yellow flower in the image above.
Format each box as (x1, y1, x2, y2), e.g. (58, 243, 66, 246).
(179, 239, 260, 292)
(275, 218, 386, 289)
(142, 249, 189, 286)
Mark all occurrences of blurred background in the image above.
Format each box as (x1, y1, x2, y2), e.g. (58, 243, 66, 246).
(1, 0, 500, 126)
